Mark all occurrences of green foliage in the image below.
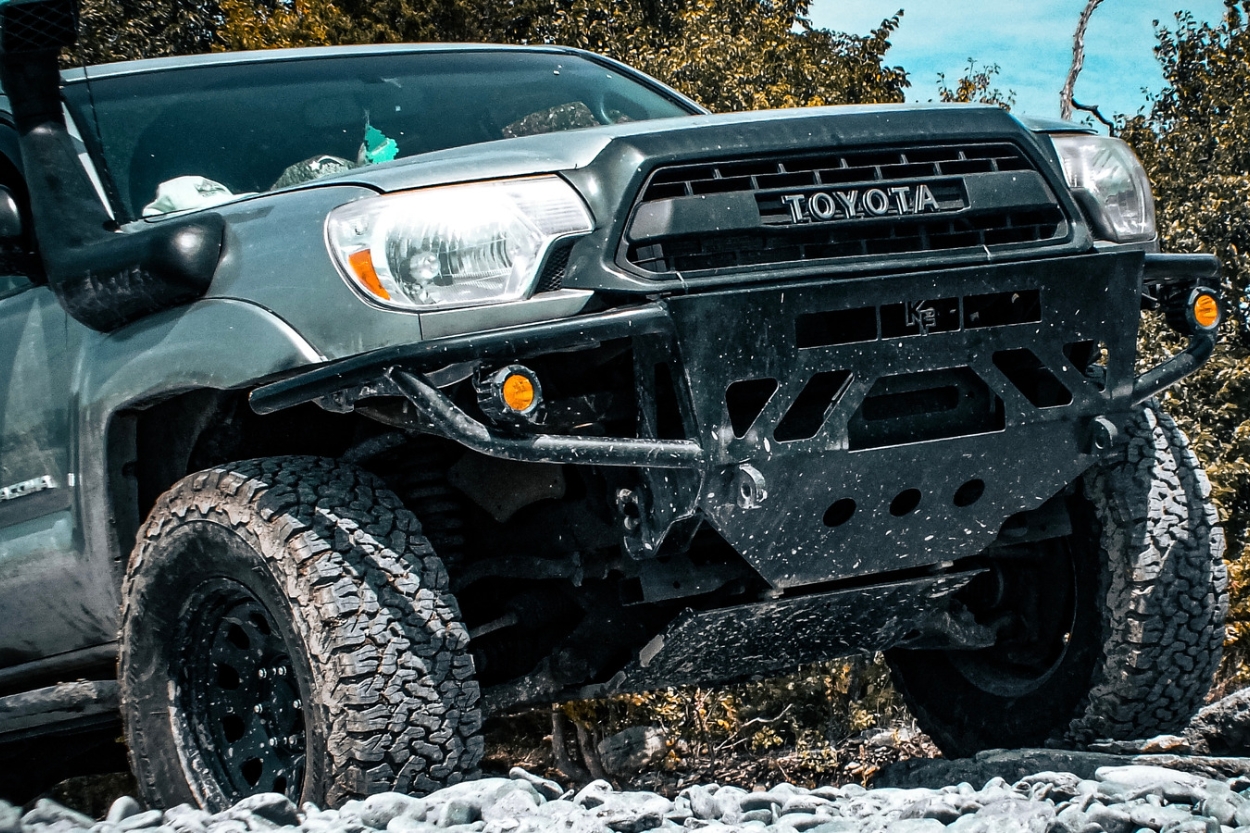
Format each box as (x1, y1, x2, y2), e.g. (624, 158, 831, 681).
(936, 59, 1015, 111)
(71, 0, 910, 112)
(1118, 2, 1250, 685)
(73, 0, 220, 63)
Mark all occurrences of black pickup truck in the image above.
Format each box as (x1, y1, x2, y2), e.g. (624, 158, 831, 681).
(0, 0, 1228, 809)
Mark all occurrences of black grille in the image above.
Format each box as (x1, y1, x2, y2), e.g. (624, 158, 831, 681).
(536, 239, 574, 292)
(626, 143, 1066, 274)
(1, 0, 78, 53)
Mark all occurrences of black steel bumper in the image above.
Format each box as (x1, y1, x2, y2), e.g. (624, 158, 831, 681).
(250, 250, 1219, 587)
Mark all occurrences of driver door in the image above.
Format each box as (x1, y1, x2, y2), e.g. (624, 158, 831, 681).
(0, 163, 90, 668)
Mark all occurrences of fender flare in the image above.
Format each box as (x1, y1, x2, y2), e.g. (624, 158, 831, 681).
(75, 297, 324, 575)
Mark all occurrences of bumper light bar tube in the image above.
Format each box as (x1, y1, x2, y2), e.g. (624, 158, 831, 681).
(386, 368, 705, 469)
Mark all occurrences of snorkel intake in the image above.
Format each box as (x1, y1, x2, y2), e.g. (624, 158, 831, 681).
(0, 0, 223, 331)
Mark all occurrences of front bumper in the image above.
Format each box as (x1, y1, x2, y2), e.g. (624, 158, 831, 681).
(251, 250, 1218, 590)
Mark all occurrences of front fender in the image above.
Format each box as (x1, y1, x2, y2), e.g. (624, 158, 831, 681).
(75, 297, 323, 577)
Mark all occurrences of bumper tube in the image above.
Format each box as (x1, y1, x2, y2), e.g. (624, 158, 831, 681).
(249, 304, 672, 416)
(1132, 333, 1216, 405)
(387, 368, 705, 469)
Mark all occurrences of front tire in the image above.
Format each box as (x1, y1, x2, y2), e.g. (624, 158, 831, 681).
(119, 457, 482, 809)
(888, 402, 1227, 755)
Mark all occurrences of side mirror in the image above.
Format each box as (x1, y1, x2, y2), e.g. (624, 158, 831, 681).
(0, 186, 23, 241)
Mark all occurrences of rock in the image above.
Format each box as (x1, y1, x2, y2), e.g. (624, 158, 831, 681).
(1187, 689, 1250, 755)
(1085, 803, 1136, 833)
(1095, 766, 1209, 804)
(1130, 804, 1198, 830)
(779, 797, 832, 816)
(882, 820, 945, 833)
(1, 802, 21, 833)
(115, 812, 164, 831)
(574, 782, 616, 811)
(738, 794, 782, 813)
(587, 793, 671, 833)
(807, 823, 859, 833)
(680, 788, 718, 822)
(776, 814, 833, 832)
(387, 818, 437, 833)
(362, 796, 428, 829)
(875, 749, 1130, 790)
(439, 800, 478, 829)
(1205, 797, 1243, 828)
(23, 800, 96, 830)
(231, 795, 300, 828)
(480, 792, 540, 826)
(1017, 773, 1085, 802)
(106, 799, 145, 825)
(597, 728, 668, 777)
(508, 769, 565, 802)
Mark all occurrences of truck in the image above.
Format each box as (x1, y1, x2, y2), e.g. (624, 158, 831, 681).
(0, 0, 1229, 809)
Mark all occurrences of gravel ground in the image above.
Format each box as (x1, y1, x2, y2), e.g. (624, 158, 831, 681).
(10, 762, 1250, 833)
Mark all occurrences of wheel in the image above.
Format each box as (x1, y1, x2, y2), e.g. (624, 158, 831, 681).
(887, 402, 1227, 756)
(119, 457, 482, 809)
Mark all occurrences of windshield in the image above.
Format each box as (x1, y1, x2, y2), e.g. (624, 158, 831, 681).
(61, 50, 695, 221)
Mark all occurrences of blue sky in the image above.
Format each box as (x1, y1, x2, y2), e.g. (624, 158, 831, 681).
(807, 1, 1229, 122)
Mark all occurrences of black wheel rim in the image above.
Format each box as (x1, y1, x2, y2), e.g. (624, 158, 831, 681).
(179, 581, 307, 802)
(948, 533, 1081, 697)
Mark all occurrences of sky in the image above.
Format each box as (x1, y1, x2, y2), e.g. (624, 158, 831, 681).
(807, 1, 1229, 123)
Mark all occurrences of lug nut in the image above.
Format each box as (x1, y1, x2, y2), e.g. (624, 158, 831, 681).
(253, 704, 264, 714)
(275, 666, 287, 677)
(258, 668, 268, 679)
(292, 699, 302, 710)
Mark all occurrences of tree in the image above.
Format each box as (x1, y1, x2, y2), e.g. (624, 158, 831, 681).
(72, 0, 910, 112)
(1118, 2, 1250, 687)
(73, 0, 220, 64)
(936, 58, 1015, 110)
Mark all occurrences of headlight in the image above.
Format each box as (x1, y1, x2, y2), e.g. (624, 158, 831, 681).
(326, 176, 593, 311)
(1051, 134, 1156, 243)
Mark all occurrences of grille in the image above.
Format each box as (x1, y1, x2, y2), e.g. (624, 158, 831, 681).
(626, 143, 1066, 274)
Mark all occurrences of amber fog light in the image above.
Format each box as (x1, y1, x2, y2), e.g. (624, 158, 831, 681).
(476, 365, 543, 425)
(1168, 286, 1223, 336)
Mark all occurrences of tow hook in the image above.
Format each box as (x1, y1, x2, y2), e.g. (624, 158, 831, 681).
(734, 464, 768, 510)
(1086, 415, 1121, 454)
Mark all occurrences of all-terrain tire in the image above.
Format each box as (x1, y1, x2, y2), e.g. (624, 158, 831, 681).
(888, 402, 1227, 755)
(119, 456, 482, 809)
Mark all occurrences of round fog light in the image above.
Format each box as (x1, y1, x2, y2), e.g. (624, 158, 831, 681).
(476, 365, 543, 425)
(1189, 288, 1222, 332)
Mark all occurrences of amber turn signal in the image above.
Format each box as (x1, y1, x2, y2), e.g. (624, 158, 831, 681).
(476, 364, 543, 425)
(347, 249, 391, 300)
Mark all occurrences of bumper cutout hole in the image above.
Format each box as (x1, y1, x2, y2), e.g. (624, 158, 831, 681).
(954, 478, 985, 507)
(890, 488, 922, 517)
(726, 377, 779, 437)
(824, 498, 856, 528)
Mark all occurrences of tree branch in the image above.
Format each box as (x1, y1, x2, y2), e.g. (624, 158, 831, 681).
(1061, 0, 1105, 121)
(1072, 98, 1116, 132)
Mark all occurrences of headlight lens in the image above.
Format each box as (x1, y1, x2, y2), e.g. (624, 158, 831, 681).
(326, 176, 593, 311)
(1051, 134, 1156, 243)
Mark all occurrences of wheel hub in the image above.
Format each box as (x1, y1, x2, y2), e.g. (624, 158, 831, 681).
(180, 583, 307, 801)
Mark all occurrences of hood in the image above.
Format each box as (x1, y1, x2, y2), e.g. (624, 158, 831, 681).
(315, 102, 1036, 194)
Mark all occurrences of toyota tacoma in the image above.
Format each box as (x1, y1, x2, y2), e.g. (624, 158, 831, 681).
(0, 0, 1229, 809)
